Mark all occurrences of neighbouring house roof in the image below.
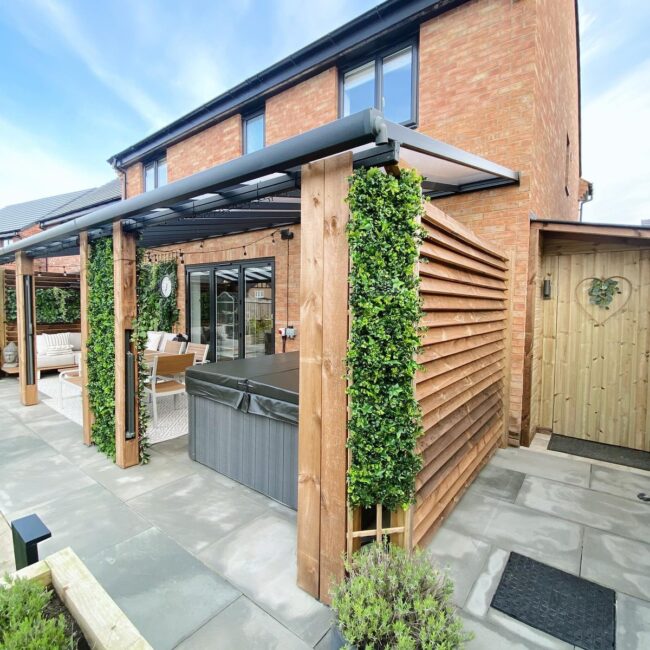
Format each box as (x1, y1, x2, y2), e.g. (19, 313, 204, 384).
(108, 0, 469, 168)
(0, 180, 121, 238)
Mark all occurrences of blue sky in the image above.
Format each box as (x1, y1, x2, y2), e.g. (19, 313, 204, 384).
(0, 0, 648, 224)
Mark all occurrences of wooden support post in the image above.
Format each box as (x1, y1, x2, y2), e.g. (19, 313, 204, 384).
(113, 222, 139, 469)
(15, 253, 38, 405)
(0, 268, 6, 352)
(297, 152, 352, 602)
(79, 232, 93, 446)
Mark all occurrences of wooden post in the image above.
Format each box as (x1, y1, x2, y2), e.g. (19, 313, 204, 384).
(16, 253, 38, 405)
(297, 152, 352, 602)
(79, 232, 93, 445)
(113, 222, 139, 469)
(0, 268, 6, 352)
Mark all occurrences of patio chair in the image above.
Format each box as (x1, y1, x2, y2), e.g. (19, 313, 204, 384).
(185, 342, 209, 364)
(144, 353, 195, 425)
(162, 339, 186, 354)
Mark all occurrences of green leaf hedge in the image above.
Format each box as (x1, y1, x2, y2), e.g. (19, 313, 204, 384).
(136, 258, 180, 332)
(86, 237, 116, 459)
(346, 167, 424, 511)
(5, 287, 80, 324)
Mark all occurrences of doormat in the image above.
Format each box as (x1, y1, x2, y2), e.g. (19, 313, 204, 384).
(491, 552, 615, 650)
(549, 434, 650, 472)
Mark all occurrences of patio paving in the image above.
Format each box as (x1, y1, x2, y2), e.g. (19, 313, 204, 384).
(3, 373, 650, 649)
(427, 444, 650, 650)
(0, 377, 325, 649)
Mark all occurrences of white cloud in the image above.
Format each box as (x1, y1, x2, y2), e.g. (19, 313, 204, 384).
(0, 117, 108, 206)
(582, 59, 650, 224)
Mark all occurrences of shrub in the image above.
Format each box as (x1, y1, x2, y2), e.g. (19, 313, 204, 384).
(331, 544, 471, 650)
(0, 576, 71, 649)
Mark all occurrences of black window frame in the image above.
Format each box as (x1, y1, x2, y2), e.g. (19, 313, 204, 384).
(185, 257, 276, 362)
(339, 39, 419, 128)
(242, 110, 265, 155)
(143, 154, 167, 192)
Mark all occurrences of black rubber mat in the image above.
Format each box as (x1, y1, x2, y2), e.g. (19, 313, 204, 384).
(548, 433, 650, 471)
(491, 552, 615, 650)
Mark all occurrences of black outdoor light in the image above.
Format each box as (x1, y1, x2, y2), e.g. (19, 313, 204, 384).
(125, 331, 136, 440)
(542, 277, 552, 300)
(11, 514, 51, 570)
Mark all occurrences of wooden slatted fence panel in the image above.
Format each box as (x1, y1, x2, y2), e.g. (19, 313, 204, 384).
(414, 203, 509, 546)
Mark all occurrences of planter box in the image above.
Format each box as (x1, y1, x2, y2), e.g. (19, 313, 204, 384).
(10, 547, 151, 650)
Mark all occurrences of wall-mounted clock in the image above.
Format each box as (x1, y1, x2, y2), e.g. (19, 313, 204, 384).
(160, 274, 173, 298)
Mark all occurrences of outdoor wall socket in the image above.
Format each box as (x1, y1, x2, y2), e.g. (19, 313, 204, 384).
(285, 326, 296, 339)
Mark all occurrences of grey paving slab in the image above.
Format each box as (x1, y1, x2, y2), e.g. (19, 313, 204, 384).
(462, 612, 572, 650)
(491, 448, 590, 487)
(0, 416, 37, 440)
(617, 593, 650, 650)
(590, 464, 650, 502)
(127, 472, 270, 554)
(464, 547, 510, 618)
(0, 435, 57, 466)
(485, 610, 574, 649)
(581, 528, 650, 601)
(84, 527, 240, 650)
(47, 434, 106, 468)
(8, 402, 70, 426)
(9, 483, 152, 561)
(517, 475, 650, 543)
(150, 435, 190, 459)
(425, 526, 491, 607)
(444, 490, 582, 574)
(0, 528, 14, 575)
(0, 453, 94, 516)
(79, 447, 195, 501)
(176, 595, 310, 649)
(199, 513, 332, 646)
(468, 464, 526, 502)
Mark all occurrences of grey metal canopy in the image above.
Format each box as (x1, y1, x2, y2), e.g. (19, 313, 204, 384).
(0, 109, 518, 263)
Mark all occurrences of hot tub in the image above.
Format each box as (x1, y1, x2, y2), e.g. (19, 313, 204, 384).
(185, 352, 299, 509)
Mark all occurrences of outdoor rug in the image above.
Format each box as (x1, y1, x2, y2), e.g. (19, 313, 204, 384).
(549, 433, 650, 471)
(491, 552, 616, 650)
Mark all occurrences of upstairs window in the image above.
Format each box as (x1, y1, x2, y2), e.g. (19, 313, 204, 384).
(244, 112, 265, 154)
(342, 44, 417, 126)
(144, 156, 167, 192)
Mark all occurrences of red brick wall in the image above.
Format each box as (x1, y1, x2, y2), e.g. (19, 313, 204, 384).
(531, 0, 581, 220)
(151, 226, 301, 355)
(125, 163, 143, 199)
(167, 115, 242, 181)
(266, 68, 338, 145)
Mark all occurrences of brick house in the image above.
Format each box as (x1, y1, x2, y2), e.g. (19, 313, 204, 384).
(106, 0, 586, 443)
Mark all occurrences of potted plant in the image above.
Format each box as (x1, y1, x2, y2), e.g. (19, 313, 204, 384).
(331, 543, 471, 649)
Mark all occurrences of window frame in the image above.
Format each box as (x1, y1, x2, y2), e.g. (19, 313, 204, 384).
(338, 39, 419, 128)
(143, 155, 167, 192)
(185, 257, 276, 361)
(242, 110, 266, 155)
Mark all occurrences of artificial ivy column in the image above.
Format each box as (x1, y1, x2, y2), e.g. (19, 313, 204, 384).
(79, 232, 93, 445)
(15, 252, 38, 406)
(113, 221, 139, 469)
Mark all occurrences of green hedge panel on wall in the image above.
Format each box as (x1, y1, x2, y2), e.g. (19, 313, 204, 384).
(136, 258, 180, 333)
(346, 167, 424, 511)
(4, 287, 81, 324)
(86, 238, 116, 460)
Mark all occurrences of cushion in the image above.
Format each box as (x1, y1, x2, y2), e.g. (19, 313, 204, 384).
(146, 331, 163, 351)
(45, 344, 74, 357)
(43, 332, 71, 350)
(37, 353, 76, 369)
(36, 334, 48, 355)
(68, 332, 82, 350)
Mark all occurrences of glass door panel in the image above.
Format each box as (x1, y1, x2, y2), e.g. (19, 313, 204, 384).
(215, 267, 240, 360)
(188, 271, 211, 348)
(244, 264, 273, 358)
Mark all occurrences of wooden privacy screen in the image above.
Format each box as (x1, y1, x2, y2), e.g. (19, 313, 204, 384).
(413, 203, 510, 546)
(0, 269, 81, 345)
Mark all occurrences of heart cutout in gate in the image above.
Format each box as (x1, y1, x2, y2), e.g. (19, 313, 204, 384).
(574, 276, 632, 325)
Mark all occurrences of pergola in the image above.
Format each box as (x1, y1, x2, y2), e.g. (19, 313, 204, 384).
(1, 108, 518, 600)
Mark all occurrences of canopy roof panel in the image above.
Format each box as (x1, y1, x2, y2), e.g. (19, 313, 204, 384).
(0, 109, 518, 264)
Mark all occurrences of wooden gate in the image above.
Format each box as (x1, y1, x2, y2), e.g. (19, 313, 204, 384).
(539, 246, 650, 451)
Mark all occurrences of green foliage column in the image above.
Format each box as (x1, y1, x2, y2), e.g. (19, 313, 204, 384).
(346, 167, 424, 511)
(86, 238, 116, 459)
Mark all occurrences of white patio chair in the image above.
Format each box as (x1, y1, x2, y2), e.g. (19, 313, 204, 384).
(144, 353, 195, 426)
(185, 342, 210, 364)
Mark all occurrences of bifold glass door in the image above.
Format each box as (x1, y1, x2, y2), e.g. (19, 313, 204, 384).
(187, 260, 274, 362)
